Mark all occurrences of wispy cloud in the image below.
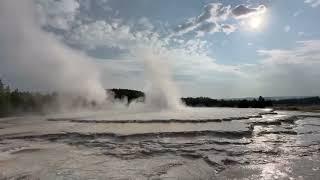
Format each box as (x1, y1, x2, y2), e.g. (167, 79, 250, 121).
(284, 25, 291, 32)
(175, 3, 266, 37)
(249, 40, 320, 96)
(231, 4, 266, 19)
(258, 40, 320, 64)
(304, 0, 320, 8)
(293, 10, 303, 17)
(175, 3, 232, 36)
(36, 0, 80, 30)
(4, 0, 319, 98)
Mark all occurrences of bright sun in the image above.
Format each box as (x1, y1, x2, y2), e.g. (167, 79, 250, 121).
(248, 16, 263, 29)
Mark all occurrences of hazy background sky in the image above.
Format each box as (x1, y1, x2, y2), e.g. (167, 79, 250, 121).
(1, 0, 320, 98)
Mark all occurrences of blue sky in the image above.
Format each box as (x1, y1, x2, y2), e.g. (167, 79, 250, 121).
(2, 0, 320, 98)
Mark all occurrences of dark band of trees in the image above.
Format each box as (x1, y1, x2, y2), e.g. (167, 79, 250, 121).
(1, 79, 320, 117)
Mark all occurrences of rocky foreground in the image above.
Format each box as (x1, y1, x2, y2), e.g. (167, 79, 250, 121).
(0, 109, 320, 179)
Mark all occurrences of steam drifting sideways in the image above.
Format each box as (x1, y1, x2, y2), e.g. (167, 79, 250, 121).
(0, 0, 107, 103)
(0, 0, 182, 111)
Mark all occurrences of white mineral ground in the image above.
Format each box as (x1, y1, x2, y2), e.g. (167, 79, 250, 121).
(1, 109, 320, 179)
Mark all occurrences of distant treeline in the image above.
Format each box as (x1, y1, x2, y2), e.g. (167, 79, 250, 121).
(0, 80, 57, 117)
(273, 97, 320, 106)
(182, 96, 273, 108)
(0, 79, 100, 117)
(0, 80, 146, 116)
(110, 89, 320, 109)
(182, 96, 320, 108)
(1, 79, 320, 117)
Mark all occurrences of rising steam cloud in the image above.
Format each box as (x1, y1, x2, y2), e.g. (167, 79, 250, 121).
(134, 48, 182, 110)
(0, 0, 183, 111)
(0, 0, 106, 103)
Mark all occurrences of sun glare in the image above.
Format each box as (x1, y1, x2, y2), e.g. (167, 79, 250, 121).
(249, 16, 263, 29)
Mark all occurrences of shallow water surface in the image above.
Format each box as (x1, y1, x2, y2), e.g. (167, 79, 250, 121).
(0, 108, 320, 179)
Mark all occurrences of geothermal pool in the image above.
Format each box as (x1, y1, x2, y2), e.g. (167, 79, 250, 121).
(1, 108, 320, 179)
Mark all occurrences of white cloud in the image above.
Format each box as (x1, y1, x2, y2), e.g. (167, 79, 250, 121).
(79, 0, 111, 12)
(298, 31, 309, 37)
(293, 10, 303, 17)
(249, 40, 320, 96)
(215, 40, 320, 97)
(137, 17, 154, 31)
(67, 20, 136, 50)
(36, 0, 80, 30)
(304, 0, 320, 8)
(175, 3, 234, 36)
(232, 4, 266, 19)
(221, 24, 237, 35)
(177, 40, 320, 97)
(258, 40, 320, 64)
(196, 22, 220, 36)
(175, 3, 266, 37)
(284, 25, 291, 32)
(14, 0, 319, 98)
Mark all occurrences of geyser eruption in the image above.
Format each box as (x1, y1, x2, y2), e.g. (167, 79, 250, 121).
(134, 48, 183, 110)
(0, 0, 106, 103)
(0, 0, 183, 112)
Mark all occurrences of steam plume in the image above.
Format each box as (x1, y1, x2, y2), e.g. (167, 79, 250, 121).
(134, 48, 182, 110)
(0, 0, 106, 103)
(0, 0, 183, 111)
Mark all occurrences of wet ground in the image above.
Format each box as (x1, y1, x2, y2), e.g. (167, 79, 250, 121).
(0, 108, 320, 179)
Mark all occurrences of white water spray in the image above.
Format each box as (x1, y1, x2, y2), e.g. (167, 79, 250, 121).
(134, 48, 183, 110)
